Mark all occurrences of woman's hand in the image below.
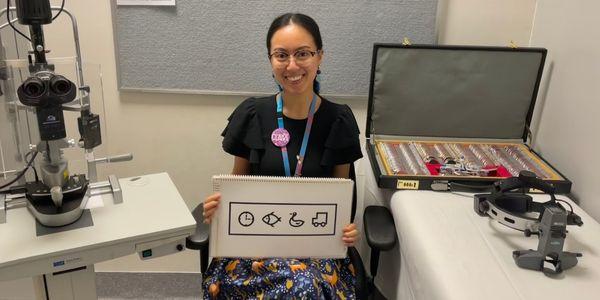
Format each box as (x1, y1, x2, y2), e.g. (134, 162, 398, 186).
(203, 192, 221, 224)
(342, 223, 359, 247)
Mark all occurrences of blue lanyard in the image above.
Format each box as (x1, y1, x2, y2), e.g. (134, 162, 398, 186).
(276, 93, 318, 177)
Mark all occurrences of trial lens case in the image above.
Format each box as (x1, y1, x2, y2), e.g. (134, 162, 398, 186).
(365, 44, 572, 193)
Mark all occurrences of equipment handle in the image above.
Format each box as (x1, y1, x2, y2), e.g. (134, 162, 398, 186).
(93, 153, 133, 164)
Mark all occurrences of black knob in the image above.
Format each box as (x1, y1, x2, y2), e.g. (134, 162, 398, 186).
(478, 201, 489, 213)
(572, 215, 583, 227)
(15, 0, 52, 25)
(176, 244, 184, 251)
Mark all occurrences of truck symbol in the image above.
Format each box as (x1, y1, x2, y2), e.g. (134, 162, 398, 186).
(311, 212, 328, 227)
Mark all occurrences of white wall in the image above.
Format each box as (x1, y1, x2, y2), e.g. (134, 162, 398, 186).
(529, 0, 600, 221)
(2, 0, 537, 276)
(437, 0, 536, 46)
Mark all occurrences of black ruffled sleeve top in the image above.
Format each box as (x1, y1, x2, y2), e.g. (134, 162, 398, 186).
(221, 95, 363, 177)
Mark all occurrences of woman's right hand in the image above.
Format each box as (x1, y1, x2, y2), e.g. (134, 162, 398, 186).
(203, 192, 221, 224)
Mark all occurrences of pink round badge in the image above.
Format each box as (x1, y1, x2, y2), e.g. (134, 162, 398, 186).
(271, 128, 290, 147)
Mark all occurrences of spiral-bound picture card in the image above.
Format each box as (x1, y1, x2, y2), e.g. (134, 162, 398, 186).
(210, 175, 353, 258)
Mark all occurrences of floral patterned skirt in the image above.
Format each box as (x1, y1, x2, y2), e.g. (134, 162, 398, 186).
(203, 257, 356, 299)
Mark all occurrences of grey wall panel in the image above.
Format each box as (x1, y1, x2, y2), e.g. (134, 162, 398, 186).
(115, 1, 438, 96)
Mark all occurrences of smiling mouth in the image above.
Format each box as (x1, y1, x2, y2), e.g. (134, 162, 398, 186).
(285, 74, 304, 83)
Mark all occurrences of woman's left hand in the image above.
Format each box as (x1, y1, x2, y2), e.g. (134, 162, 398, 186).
(342, 223, 359, 247)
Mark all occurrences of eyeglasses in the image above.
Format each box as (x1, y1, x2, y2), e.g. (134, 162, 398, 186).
(268, 49, 321, 64)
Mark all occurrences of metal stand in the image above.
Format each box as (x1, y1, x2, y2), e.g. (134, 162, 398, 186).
(89, 174, 124, 204)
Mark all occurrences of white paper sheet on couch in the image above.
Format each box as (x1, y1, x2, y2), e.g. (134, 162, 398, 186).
(389, 190, 600, 300)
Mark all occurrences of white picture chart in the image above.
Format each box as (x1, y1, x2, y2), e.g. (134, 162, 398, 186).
(210, 175, 353, 258)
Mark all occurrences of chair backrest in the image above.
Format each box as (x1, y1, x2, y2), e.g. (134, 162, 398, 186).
(350, 162, 357, 223)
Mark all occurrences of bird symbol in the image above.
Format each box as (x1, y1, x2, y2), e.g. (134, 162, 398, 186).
(262, 212, 282, 227)
(289, 212, 305, 227)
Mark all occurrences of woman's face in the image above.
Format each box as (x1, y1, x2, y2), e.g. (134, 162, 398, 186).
(269, 24, 322, 96)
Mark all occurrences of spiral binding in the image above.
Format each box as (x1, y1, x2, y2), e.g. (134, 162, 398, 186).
(212, 175, 352, 192)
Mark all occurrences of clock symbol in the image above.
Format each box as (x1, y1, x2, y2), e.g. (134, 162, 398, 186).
(238, 211, 254, 227)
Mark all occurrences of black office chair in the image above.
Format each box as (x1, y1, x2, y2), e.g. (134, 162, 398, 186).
(186, 165, 397, 299)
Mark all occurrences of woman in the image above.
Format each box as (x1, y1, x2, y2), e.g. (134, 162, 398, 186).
(202, 13, 363, 299)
